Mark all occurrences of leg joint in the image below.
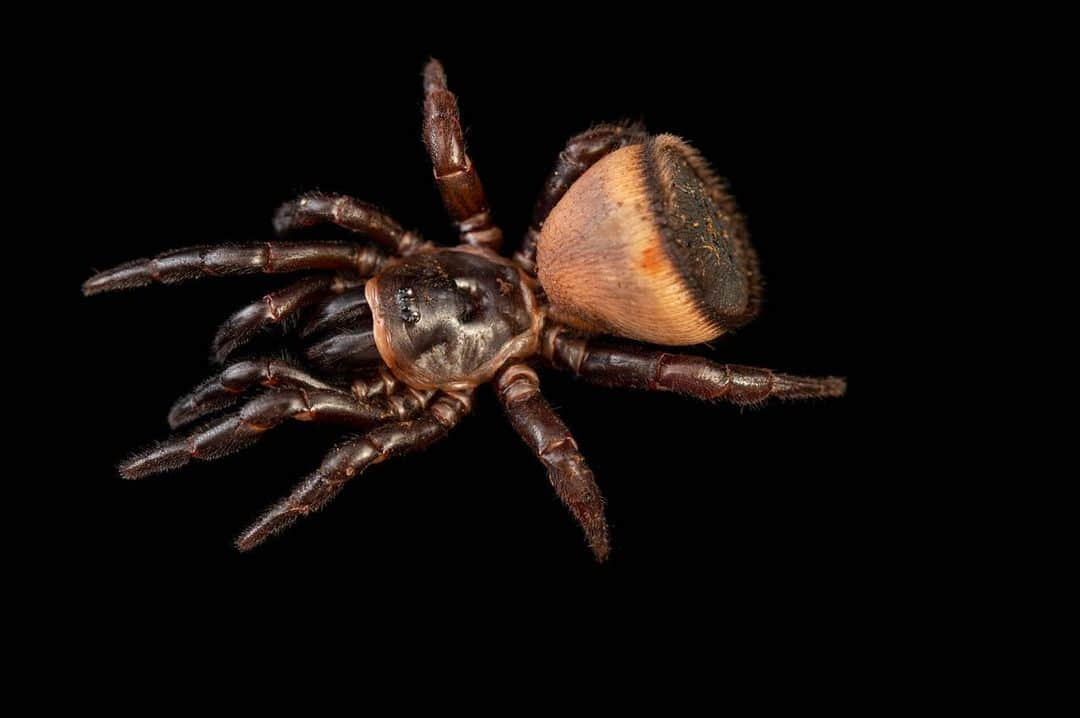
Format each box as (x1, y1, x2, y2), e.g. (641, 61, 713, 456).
(542, 325, 588, 374)
(430, 391, 472, 427)
(650, 352, 675, 391)
(539, 434, 578, 460)
(495, 365, 540, 405)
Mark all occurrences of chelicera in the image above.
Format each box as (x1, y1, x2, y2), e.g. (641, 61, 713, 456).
(84, 60, 845, 561)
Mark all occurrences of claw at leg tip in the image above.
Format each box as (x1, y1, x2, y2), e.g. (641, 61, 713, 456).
(119, 453, 165, 480)
(422, 58, 447, 89)
(118, 459, 145, 480)
(82, 274, 111, 296)
(235, 519, 275, 553)
(118, 441, 190, 480)
(209, 329, 242, 365)
(167, 409, 187, 431)
(271, 202, 298, 236)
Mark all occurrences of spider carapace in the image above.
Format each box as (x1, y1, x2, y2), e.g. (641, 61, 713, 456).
(84, 59, 845, 562)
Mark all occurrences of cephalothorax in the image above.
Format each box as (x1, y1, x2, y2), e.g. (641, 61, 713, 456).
(84, 60, 844, 561)
(366, 247, 542, 390)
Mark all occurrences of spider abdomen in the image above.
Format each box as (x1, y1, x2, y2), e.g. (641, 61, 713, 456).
(536, 134, 762, 345)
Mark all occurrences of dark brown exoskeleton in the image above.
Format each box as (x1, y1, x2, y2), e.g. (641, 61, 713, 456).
(83, 60, 845, 561)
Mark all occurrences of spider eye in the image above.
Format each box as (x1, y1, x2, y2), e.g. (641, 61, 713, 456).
(397, 287, 421, 324)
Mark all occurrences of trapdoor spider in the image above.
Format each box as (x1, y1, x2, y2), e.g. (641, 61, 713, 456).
(84, 60, 845, 561)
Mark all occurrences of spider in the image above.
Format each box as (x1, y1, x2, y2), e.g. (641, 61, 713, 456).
(84, 59, 845, 562)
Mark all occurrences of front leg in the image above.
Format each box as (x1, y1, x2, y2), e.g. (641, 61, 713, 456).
(495, 364, 610, 562)
(211, 275, 359, 362)
(422, 59, 502, 252)
(82, 242, 383, 295)
(545, 327, 846, 405)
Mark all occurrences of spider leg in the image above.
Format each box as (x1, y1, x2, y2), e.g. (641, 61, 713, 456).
(235, 390, 472, 551)
(170, 361, 410, 430)
(272, 192, 427, 256)
(121, 387, 434, 479)
(82, 242, 383, 295)
(300, 286, 370, 338)
(422, 59, 502, 252)
(304, 327, 381, 374)
(346, 367, 401, 401)
(169, 358, 335, 429)
(211, 275, 362, 362)
(514, 122, 648, 273)
(544, 327, 846, 405)
(495, 364, 609, 562)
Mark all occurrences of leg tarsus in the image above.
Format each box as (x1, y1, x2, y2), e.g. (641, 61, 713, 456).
(767, 372, 848, 402)
(120, 415, 260, 479)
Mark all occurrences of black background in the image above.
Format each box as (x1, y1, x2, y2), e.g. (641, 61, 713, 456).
(55, 29, 889, 607)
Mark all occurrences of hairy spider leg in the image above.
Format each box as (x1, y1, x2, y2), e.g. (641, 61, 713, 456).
(169, 358, 336, 429)
(514, 122, 648, 273)
(170, 359, 417, 430)
(495, 364, 610, 562)
(544, 328, 847, 404)
(82, 242, 384, 295)
(235, 390, 472, 551)
(211, 275, 364, 362)
(121, 387, 435, 479)
(422, 59, 502, 252)
(272, 192, 428, 257)
(304, 326, 382, 374)
(300, 286, 371, 337)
